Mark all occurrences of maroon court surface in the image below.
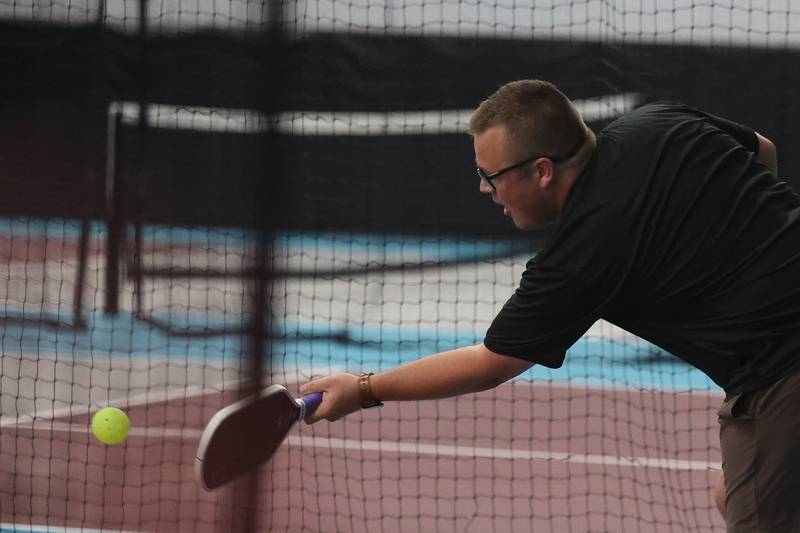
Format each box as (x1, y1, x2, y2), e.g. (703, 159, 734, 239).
(1, 382, 726, 532)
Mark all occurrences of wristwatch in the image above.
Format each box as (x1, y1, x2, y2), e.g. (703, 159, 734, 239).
(358, 372, 383, 409)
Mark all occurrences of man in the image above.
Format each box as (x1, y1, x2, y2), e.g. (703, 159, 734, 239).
(300, 80, 797, 531)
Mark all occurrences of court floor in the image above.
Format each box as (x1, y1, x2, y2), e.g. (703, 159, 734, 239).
(0, 221, 725, 532)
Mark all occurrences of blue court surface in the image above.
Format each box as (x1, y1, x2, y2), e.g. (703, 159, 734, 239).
(0, 217, 718, 394)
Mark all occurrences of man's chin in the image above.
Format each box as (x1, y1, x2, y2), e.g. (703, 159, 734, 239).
(512, 218, 541, 231)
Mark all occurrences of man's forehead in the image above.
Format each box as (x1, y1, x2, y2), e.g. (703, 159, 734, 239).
(477, 123, 509, 143)
(474, 124, 512, 164)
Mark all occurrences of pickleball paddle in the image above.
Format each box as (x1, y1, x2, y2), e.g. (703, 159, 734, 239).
(195, 384, 323, 490)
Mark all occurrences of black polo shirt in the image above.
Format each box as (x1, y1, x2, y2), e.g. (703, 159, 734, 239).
(484, 102, 800, 394)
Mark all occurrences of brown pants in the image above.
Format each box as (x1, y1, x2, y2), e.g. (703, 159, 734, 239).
(718, 369, 800, 532)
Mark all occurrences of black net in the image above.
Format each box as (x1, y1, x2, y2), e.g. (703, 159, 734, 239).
(2, 0, 799, 532)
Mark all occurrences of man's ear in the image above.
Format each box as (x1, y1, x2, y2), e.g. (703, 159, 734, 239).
(534, 158, 555, 188)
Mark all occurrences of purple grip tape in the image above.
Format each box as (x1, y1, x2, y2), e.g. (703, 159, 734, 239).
(298, 392, 323, 421)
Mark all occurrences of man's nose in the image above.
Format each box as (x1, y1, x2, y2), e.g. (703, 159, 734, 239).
(479, 177, 493, 194)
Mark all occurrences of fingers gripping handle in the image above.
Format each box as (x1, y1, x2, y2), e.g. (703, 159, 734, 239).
(297, 392, 323, 421)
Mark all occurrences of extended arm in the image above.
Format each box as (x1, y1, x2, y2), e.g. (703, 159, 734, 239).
(300, 343, 534, 423)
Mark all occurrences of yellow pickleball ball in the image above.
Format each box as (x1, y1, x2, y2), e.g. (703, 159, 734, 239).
(91, 407, 130, 445)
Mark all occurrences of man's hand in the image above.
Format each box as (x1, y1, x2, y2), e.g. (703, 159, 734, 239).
(300, 373, 361, 424)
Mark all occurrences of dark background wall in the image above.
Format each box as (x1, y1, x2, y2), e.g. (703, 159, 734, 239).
(2, 23, 797, 235)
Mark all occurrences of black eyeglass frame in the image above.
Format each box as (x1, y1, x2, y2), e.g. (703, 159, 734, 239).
(476, 133, 585, 191)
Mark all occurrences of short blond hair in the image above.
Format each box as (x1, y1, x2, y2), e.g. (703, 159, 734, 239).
(469, 80, 592, 164)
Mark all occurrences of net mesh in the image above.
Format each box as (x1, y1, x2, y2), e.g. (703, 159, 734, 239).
(2, 0, 798, 532)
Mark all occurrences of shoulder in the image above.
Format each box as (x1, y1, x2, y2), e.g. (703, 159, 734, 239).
(605, 101, 696, 130)
(596, 101, 714, 151)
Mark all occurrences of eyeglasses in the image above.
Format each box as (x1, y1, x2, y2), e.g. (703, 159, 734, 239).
(476, 133, 585, 190)
(476, 155, 542, 190)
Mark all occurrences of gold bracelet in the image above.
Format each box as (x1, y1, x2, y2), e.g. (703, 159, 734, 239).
(358, 372, 383, 409)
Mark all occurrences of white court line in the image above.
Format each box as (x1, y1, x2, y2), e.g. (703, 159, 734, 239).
(24, 422, 203, 440)
(24, 422, 720, 473)
(287, 436, 721, 472)
(0, 382, 234, 428)
(0, 523, 146, 533)
(110, 93, 640, 135)
(0, 362, 333, 429)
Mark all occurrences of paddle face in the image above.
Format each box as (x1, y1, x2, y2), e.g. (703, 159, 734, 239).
(195, 385, 322, 490)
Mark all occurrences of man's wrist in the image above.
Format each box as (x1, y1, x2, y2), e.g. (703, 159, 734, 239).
(358, 372, 383, 409)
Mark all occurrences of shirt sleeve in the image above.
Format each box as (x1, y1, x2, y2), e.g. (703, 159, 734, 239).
(701, 112, 759, 154)
(483, 262, 602, 368)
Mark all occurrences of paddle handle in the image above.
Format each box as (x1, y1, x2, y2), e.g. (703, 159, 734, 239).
(298, 392, 323, 421)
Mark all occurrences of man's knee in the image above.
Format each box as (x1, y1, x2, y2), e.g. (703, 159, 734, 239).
(715, 472, 726, 520)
